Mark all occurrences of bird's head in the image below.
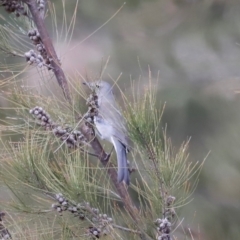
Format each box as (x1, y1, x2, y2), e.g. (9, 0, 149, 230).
(83, 80, 113, 95)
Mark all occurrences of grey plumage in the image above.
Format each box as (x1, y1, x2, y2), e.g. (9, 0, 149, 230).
(86, 81, 130, 185)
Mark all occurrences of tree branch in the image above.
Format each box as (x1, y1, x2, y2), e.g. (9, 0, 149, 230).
(81, 125, 140, 223)
(24, 0, 71, 102)
(23, 0, 142, 230)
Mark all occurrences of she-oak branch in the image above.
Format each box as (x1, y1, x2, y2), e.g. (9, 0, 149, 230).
(23, 0, 140, 226)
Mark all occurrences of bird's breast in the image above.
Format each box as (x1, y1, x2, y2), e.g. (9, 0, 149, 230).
(94, 116, 114, 140)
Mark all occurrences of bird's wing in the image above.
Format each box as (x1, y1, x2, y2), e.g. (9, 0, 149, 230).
(98, 93, 129, 143)
(111, 136, 130, 184)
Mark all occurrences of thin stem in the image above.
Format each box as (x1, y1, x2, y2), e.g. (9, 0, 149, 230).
(112, 224, 141, 234)
(80, 124, 140, 222)
(136, 127, 166, 217)
(22, 0, 142, 232)
(23, 0, 71, 102)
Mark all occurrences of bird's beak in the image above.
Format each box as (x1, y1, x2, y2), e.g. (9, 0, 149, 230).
(82, 81, 90, 87)
(83, 81, 93, 91)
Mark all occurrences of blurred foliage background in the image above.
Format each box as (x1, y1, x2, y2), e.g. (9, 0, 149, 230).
(1, 0, 240, 239)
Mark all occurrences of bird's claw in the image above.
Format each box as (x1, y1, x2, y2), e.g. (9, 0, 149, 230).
(104, 152, 111, 161)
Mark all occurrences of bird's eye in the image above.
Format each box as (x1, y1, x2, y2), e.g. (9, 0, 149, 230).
(96, 84, 100, 88)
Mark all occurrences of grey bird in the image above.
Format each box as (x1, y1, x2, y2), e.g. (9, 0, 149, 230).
(85, 81, 130, 185)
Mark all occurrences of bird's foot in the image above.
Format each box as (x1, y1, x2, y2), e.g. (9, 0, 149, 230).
(103, 152, 111, 161)
(103, 146, 114, 161)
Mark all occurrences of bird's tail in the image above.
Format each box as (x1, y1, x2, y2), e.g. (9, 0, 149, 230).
(111, 137, 130, 185)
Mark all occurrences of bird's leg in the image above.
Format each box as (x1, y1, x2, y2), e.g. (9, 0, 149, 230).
(109, 146, 114, 155)
(103, 146, 114, 161)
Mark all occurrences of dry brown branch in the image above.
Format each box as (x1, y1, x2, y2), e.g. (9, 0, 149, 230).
(23, 0, 71, 102)
(22, 0, 142, 229)
(80, 125, 140, 224)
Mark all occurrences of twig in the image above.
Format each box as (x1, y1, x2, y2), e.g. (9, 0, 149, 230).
(22, 0, 142, 231)
(23, 0, 71, 102)
(80, 124, 140, 222)
(136, 127, 166, 217)
(112, 224, 141, 234)
(0, 212, 11, 239)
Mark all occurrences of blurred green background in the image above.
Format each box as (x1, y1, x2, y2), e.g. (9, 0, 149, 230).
(2, 0, 240, 239)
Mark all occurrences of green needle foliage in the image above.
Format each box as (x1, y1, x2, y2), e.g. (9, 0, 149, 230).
(0, 78, 204, 239)
(0, 1, 205, 239)
(124, 80, 204, 220)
